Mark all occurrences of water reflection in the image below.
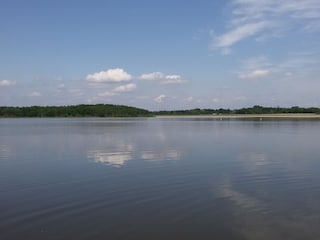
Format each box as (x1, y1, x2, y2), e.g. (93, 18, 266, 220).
(217, 179, 267, 213)
(141, 149, 181, 161)
(87, 143, 134, 167)
(85, 122, 183, 167)
(88, 148, 182, 167)
(215, 145, 320, 240)
(88, 150, 132, 167)
(2, 118, 320, 240)
(244, 152, 270, 166)
(0, 144, 12, 160)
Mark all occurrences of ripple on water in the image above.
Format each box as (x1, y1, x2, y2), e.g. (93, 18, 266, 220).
(0, 145, 11, 160)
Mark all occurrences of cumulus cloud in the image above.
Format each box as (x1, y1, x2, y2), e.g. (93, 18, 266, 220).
(0, 80, 16, 86)
(139, 72, 184, 84)
(154, 94, 166, 103)
(163, 75, 184, 84)
(139, 72, 165, 80)
(86, 68, 132, 83)
(113, 83, 137, 93)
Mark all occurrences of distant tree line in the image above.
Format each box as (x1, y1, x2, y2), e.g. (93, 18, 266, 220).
(0, 104, 152, 117)
(0, 104, 319, 117)
(234, 105, 320, 114)
(154, 108, 232, 115)
(153, 105, 320, 115)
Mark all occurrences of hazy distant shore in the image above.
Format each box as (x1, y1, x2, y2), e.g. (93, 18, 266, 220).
(155, 114, 320, 119)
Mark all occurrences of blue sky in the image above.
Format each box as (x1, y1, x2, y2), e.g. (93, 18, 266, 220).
(1, 0, 320, 110)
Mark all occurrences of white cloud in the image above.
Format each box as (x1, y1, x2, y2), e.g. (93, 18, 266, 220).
(212, 0, 320, 52)
(113, 83, 137, 93)
(212, 21, 271, 48)
(154, 94, 166, 103)
(0, 80, 16, 86)
(139, 72, 184, 84)
(237, 56, 273, 79)
(239, 69, 270, 79)
(139, 72, 165, 80)
(162, 75, 184, 84)
(97, 83, 136, 98)
(237, 52, 320, 84)
(232, 0, 320, 22)
(241, 56, 271, 70)
(86, 68, 132, 83)
(29, 91, 41, 97)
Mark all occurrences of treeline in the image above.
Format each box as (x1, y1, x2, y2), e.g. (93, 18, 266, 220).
(0, 104, 152, 117)
(1, 104, 319, 117)
(154, 105, 320, 115)
(154, 108, 232, 115)
(234, 105, 320, 114)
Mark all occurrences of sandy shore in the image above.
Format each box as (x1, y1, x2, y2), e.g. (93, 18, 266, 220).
(155, 114, 320, 119)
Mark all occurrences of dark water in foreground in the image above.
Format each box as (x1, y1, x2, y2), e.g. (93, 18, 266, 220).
(1, 118, 320, 240)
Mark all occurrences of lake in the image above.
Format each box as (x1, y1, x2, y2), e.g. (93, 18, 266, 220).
(1, 117, 320, 240)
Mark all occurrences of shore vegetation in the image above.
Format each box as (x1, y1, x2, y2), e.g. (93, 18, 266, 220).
(0, 104, 319, 117)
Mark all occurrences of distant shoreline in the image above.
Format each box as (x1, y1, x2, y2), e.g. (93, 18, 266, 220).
(1, 105, 320, 118)
(1, 113, 320, 119)
(155, 114, 320, 119)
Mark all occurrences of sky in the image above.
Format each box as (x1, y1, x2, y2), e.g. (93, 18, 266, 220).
(1, 0, 320, 110)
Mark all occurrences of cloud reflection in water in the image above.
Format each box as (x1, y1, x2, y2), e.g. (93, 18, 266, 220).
(0, 145, 12, 160)
(217, 180, 266, 213)
(141, 149, 181, 161)
(88, 143, 134, 167)
(88, 150, 132, 167)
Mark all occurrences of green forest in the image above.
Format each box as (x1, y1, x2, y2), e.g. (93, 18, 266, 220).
(0, 104, 152, 117)
(0, 104, 319, 117)
(154, 105, 320, 115)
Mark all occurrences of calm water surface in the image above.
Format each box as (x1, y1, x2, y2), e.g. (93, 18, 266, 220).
(1, 118, 320, 240)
